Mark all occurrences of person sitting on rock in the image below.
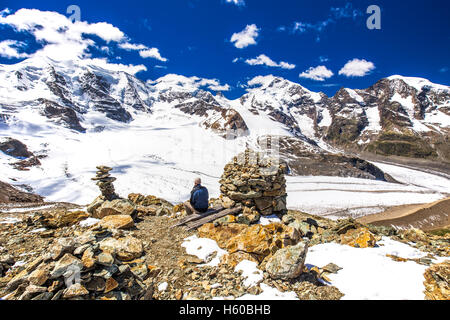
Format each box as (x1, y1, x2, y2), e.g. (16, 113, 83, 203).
(184, 178, 209, 215)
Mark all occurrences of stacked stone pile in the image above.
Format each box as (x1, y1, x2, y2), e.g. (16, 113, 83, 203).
(219, 149, 288, 219)
(2, 228, 152, 300)
(91, 166, 118, 201)
(87, 166, 139, 220)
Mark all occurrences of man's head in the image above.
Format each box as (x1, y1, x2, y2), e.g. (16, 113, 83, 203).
(194, 177, 201, 186)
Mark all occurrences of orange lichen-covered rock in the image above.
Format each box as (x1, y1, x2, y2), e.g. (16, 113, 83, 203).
(226, 223, 299, 260)
(226, 224, 274, 258)
(199, 222, 300, 262)
(423, 261, 450, 300)
(340, 227, 377, 248)
(99, 214, 134, 230)
(197, 223, 248, 248)
(220, 251, 260, 268)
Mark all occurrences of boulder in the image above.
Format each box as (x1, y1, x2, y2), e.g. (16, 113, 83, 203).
(220, 252, 259, 268)
(399, 228, 429, 243)
(199, 222, 300, 262)
(198, 223, 248, 248)
(63, 283, 89, 299)
(81, 247, 96, 269)
(226, 224, 289, 260)
(220, 196, 236, 209)
(265, 241, 309, 280)
(128, 193, 173, 209)
(40, 210, 89, 229)
(423, 260, 449, 300)
(87, 195, 105, 215)
(340, 227, 377, 248)
(49, 238, 76, 260)
(28, 268, 50, 286)
(97, 252, 114, 266)
(19, 285, 47, 300)
(50, 253, 83, 279)
(93, 199, 136, 219)
(99, 215, 134, 230)
(99, 236, 143, 262)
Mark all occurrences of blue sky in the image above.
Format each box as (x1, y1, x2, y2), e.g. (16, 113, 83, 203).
(0, 0, 449, 98)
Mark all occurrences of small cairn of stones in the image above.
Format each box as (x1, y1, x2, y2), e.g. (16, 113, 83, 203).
(92, 166, 119, 201)
(219, 149, 288, 222)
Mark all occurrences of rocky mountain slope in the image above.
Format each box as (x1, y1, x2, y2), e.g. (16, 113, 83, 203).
(1, 58, 449, 163)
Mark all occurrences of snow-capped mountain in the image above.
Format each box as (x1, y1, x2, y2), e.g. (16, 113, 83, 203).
(0, 56, 449, 211)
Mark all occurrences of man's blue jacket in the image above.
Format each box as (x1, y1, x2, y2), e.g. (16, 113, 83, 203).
(190, 184, 209, 212)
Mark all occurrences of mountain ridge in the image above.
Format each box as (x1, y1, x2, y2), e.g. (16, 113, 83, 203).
(0, 57, 449, 205)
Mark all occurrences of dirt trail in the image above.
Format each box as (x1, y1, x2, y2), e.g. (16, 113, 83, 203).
(358, 197, 450, 231)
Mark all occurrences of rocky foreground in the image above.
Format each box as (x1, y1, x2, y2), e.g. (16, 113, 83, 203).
(0, 152, 448, 300)
(0, 191, 448, 300)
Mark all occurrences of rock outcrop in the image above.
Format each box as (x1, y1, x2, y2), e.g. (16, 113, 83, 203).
(1, 228, 151, 300)
(0, 181, 44, 204)
(265, 241, 309, 280)
(219, 149, 288, 219)
(423, 260, 450, 300)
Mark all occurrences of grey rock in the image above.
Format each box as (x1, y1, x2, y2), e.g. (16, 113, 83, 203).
(265, 241, 309, 280)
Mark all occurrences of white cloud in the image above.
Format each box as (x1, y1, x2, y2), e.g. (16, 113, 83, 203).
(230, 24, 259, 49)
(197, 78, 231, 91)
(226, 0, 245, 6)
(299, 65, 334, 81)
(119, 42, 168, 62)
(338, 58, 375, 77)
(246, 54, 277, 67)
(150, 74, 230, 92)
(0, 40, 29, 59)
(118, 42, 148, 51)
(278, 61, 296, 70)
(0, 8, 10, 16)
(139, 48, 168, 62)
(244, 54, 295, 69)
(0, 8, 165, 73)
(78, 58, 147, 74)
(290, 3, 363, 35)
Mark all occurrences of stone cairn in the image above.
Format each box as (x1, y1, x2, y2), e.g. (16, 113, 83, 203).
(92, 166, 119, 201)
(219, 149, 287, 220)
(2, 231, 151, 300)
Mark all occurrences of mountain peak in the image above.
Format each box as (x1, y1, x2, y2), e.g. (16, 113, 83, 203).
(386, 75, 450, 92)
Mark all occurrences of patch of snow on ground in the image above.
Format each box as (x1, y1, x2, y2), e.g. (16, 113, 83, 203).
(0, 217, 22, 224)
(157, 282, 168, 291)
(258, 214, 281, 225)
(182, 235, 227, 267)
(79, 218, 100, 227)
(234, 260, 263, 288)
(0, 204, 55, 213)
(305, 237, 433, 300)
